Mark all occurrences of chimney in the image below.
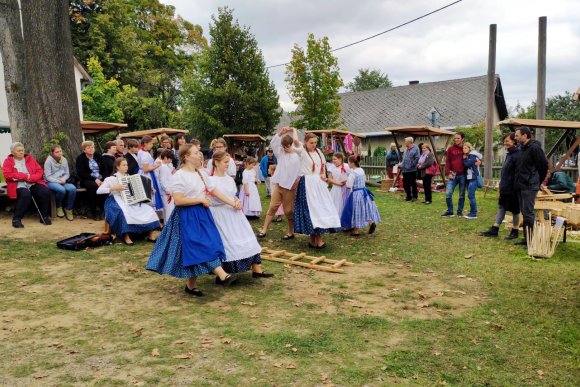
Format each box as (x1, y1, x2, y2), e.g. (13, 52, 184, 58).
(409, 80, 419, 85)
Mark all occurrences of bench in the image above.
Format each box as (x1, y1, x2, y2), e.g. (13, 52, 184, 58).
(0, 185, 87, 218)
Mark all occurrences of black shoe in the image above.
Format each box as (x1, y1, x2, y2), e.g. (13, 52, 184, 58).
(505, 229, 519, 240)
(368, 222, 377, 235)
(411, 198, 417, 202)
(252, 271, 274, 278)
(405, 198, 412, 202)
(424, 201, 432, 205)
(93, 212, 103, 221)
(514, 239, 527, 246)
(441, 211, 455, 217)
(456, 211, 463, 217)
(216, 275, 238, 286)
(480, 226, 499, 237)
(12, 219, 24, 228)
(40, 217, 52, 225)
(184, 285, 204, 297)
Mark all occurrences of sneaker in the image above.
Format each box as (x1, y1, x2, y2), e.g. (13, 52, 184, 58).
(423, 201, 432, 205)
(441, 211, 455, 217)
(457, 211, 464, 217)
(56, 208, 65, 218)
(65, 209, 74, 221)
(464, 214, 478, 220)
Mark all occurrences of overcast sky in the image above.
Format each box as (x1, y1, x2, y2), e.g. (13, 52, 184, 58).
(161, 0, 580, 113)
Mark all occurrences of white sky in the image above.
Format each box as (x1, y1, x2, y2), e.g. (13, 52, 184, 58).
(161, 0, 580, 113)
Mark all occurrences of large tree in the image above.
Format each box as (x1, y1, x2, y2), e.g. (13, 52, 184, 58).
(0, 0, 83, 160)
(285, 33, 343, 130)
(182, 7, 281, 141)
(345, 68, 392, 92)
(69, 0, 206, 129)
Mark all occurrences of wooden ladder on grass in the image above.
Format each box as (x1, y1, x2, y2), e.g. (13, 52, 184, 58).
(261, 247, 354, 273)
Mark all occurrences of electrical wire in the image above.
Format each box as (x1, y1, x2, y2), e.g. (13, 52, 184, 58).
(266, 0, 464, 69)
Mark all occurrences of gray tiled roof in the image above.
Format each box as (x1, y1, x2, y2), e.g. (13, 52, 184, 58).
(338, 75, 505, 134)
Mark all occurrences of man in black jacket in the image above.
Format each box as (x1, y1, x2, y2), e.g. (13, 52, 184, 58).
(513, 126, 548, 246)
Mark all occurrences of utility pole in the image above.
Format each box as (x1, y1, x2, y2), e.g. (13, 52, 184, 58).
(536, 16, 547, 149)
(484, 24, 497, 179)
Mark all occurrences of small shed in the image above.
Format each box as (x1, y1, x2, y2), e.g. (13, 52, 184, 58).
(498, 118, 580, 170)
(386, 125, 456, 184)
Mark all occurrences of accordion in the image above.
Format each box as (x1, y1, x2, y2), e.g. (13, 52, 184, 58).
(118, 174, 153, 205)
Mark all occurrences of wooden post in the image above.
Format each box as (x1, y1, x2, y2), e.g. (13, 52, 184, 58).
(484, 24, 497, 180)
(427, 133, 445, 185)
(536, 16, 547, 149)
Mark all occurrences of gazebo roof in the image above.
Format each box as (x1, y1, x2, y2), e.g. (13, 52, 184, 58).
(223, 134, 266, 142)
(118, 128, 188, 138)
(385, 125, 456, 136)
(304, 129, 366, 138)
(498, 118, 580, 130)
(81, 121, 127, 134)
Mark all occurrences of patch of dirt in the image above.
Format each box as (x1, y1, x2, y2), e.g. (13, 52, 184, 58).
(0, 215, 105, 242)
(282, 260, 487, 320)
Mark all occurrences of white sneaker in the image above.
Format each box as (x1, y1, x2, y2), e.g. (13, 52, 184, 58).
(464, 214, 478, 219)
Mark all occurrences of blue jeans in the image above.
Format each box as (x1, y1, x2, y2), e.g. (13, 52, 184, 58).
(445, 174, 466, 213)
(47, 182, 77, 210)
(466, 179, 478, 216)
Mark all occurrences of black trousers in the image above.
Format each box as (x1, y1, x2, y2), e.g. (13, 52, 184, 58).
(81, 179, 105, 215)
(14, 185, 51, 220)
(517, 189, 538, 230)
(403, 171, 418, 199)
(422, 175, 433, 202)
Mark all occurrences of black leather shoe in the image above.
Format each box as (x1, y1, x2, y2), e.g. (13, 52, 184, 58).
(216, 275, 238, 286)
(12, 219, 24, 228)
(184, 285, 204, 297)
(252, 271, 274, 278)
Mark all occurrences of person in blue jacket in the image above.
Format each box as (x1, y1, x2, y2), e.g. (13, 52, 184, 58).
(462, 143, 482, 219)
(259, 148, 277, 198)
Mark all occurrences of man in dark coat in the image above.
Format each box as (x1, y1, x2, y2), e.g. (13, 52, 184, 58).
(513, 126, 549, 246)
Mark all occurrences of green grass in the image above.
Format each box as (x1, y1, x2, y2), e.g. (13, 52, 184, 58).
(0, 187, 578, 386)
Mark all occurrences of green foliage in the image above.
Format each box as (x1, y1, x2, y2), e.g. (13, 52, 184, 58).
(346, 68, 392, 92)
(454, 121, 504, 152)
(81, 57, 124, 123)
(181, 7, 281, 141)
(69, 0, 207, 129)
(373, 145, 387, 157)
(285, 33, 343, 130)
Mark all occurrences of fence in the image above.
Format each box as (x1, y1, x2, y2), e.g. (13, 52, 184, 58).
(360, 156, 579, 181)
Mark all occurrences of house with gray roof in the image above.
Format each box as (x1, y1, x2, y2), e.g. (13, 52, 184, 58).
(277, 75, 508, 154)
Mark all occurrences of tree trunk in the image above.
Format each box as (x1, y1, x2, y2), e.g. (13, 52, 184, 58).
(0, 0, 31, 141)
(20, 0, 83, 161)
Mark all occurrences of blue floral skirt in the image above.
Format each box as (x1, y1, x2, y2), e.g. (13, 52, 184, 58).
(221, 253, 262, 273)
(293, 177, 340, 235)
(146, 206, 225, 279)
(104, 196, 160, 235)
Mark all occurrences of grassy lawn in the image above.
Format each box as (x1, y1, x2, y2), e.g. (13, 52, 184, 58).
(0, 188, 578, 386)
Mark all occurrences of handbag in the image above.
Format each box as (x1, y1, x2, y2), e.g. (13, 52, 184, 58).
(425, 162, 439, 176)
(477, 175, 484, 189)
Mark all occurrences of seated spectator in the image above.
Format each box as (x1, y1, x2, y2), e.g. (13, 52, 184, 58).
(2, 142, 52, 228)
(114, 139, 126, 158)
(76, 140, 106, 220)
(101, 141, 118, 179)
(44, 144, 76, 220)
(546, 170, 576, 193)
(125, 139, 140, 175)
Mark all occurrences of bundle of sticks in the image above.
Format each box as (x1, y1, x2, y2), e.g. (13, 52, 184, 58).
(527, 215, 565, 258)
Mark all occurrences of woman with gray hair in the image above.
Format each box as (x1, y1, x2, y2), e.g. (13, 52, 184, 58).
(401, 137, 420, 201)
(2, 142, 52, 228)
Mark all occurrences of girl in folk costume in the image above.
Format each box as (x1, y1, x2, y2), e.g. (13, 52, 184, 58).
(155, 149, 176, 223)
(209, 151, 273, 279)
(340, 156, 381, 236)
(97, 158, 160, 245)
(206, 137, 236, 177)
(137, 135, 163, 212)
(293, 129, 341, 249)
(238, 157, 262, 218)
(146, 145, 240, 296)
(327, 152, 351, 217)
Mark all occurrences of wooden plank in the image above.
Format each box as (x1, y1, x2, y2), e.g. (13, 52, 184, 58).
(310, 257, 325, 264)
(289, 253, 306, 261)
(261, 256, 345, 273)
(332, 259, 347, 268)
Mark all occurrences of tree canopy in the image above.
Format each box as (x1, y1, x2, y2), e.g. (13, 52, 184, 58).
(181, 7, 281, 141)
(345, 68, 392, 92)
(285, 34, 343, 130)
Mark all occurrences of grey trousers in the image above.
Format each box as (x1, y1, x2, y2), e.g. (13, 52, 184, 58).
(517, 189, 538, 230)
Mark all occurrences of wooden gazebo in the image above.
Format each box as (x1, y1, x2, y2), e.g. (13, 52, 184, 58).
(386, 126, 456, 184)
(304, 129, 366, 157)
(118, 128, 188, 139)
(498, 118, 580, 170)
(222, 134, 267, 159)
(81, 121, 127, 135)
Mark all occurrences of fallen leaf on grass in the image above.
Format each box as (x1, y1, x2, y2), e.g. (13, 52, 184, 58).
(221, 337, 232, 344)
(17, 282, 27, 287)
(456, 275, 467, 278)
(33, 374, 49, 379)
(490, 323, 504, 330)
(173, 353, 192, 359)
(175, 365, 187, 370)
(417, 292, 427, 299)
(417, 302, 431, 308)
(133, 327, 144, 337)
(344, 299, 364, 308)
(537, 370, 544, 378)
(464, 254, 475, 259)
(241, 301, 256, 306)
(151, 348, 160, 357)
(432, 351, 442, 356)
(273, 363, 283, 368)
(286, 363, 296, 369)
(49, 342, 63, 348)
(291, 347, 298, 352)
(173, 339, 186, 345)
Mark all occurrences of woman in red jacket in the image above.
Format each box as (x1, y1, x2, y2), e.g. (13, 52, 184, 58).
(2, 142, 52, 228)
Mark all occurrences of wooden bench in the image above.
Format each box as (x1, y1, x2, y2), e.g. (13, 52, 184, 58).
(0, 185, 87, 218)
(483, 178, 500, 198)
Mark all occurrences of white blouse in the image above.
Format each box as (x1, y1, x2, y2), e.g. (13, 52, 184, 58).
(168, 169, 214, 199)
(294, 146, 326, 176)
(206, 157, 236, 177)
(269, 134, 301, 190)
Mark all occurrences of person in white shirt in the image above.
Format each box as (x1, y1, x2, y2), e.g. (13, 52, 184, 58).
(155, 149, 176, 223)
(257, 127, 301, 240)
(326, 152, 351, 218)
(206, 137, 236, 177)
(238, 157, 262, 218)
(292, 129, 341, 249)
